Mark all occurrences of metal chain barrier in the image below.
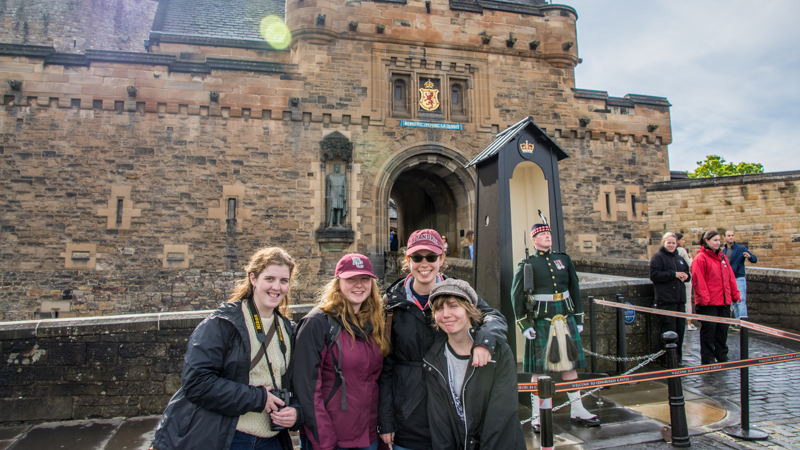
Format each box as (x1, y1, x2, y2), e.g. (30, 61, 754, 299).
(521, 349, 665, 425)
(582, 348, 664, 363)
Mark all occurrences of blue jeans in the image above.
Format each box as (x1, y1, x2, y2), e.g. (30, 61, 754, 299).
(733, 277, 748, 319)
(299, 434, 379, 450)
(230, 430, 284, 450)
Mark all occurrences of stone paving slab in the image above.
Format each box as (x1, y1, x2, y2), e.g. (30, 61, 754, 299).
(8, 419, 120, 450)
(104, 416, 160, 450)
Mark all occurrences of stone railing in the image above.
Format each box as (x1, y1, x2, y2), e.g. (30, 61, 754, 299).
(0, 306, 311, 424)
(574, 256, 800, 333)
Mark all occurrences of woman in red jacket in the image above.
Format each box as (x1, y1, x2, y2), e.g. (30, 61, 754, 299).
(691, 230, 741, 365)
(293, 254, 391, 450)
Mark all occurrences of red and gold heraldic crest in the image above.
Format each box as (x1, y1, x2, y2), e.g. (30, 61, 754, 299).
(519, 139, 534, 153)
(419, 79, 440, 111)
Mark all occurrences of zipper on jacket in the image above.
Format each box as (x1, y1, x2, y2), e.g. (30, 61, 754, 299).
(460, 364, 476, 450)
(423, 355, 477, 450)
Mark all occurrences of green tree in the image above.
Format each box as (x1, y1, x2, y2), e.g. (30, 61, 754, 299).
(686, 155, 764, 179)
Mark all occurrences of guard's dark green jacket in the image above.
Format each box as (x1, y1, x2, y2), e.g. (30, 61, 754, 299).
(511, 249, 584, 330)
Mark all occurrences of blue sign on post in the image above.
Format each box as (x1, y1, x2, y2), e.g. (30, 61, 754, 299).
(624, 302, 636, 325)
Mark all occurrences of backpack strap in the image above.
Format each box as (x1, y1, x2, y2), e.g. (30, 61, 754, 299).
(324, 314, 346, 411)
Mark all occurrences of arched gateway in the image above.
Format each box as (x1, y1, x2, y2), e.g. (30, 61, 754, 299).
(373, 144, 476, 275)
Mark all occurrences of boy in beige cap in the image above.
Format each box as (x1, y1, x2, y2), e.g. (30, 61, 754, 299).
(422, 279, 525, 449)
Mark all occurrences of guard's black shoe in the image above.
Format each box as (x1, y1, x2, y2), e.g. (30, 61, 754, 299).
(532, 423, 541, 433)
(571, 416, 601, 427)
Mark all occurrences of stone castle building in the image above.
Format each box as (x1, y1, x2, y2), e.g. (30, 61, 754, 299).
(0, 0, 673, 320)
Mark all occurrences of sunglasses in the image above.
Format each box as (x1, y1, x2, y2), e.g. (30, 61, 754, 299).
(409, 254, 441, 263)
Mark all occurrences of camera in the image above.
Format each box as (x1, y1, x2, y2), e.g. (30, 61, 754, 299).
(268, 388, 293, 431)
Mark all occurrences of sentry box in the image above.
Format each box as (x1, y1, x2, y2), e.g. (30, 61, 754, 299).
(466, 116, 570, 358)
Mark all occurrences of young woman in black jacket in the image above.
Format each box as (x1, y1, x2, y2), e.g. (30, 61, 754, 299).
(423, 279, 526, 450)
(649, 232, 691, 365)
(377, 229, 508, 450)
(152, 247, 301, 450)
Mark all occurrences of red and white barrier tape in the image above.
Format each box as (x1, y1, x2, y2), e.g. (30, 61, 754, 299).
(593, 298, 800, 342)
(518, 352, 800, 394)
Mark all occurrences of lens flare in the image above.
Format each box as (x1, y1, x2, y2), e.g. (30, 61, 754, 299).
(260, 16, 291, 50)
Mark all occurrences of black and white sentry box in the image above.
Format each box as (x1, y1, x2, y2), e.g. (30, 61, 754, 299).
(466, 116, 569, 357)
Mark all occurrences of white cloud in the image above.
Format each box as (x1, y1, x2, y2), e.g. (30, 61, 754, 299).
(564, 0, 800, 173)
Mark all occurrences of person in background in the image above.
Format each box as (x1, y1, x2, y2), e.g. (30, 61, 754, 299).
(293, 254, 390, 450)
(650, 232, 691, 365)
(390, 231, 399, 252)
(441, 234, 450, 257)
(459, 230, 474, 260)
(423, 279, 526, 450)
(723, 230, 757, 331)
(675, 233, 696, 331)
(152, 247, 300, 450)
(692, 230, 740, 365)
(378, 229, 507, 450)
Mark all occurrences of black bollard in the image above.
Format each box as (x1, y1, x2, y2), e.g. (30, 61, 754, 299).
(538, 376, 555, 450)
(724, 320, 768, 441)
(589, 295, 597, 373)
(616, 294, 627, 374)
(663, 331, 690, 448)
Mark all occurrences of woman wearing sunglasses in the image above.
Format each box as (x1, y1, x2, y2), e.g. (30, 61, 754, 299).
(377, 229, 508, 450)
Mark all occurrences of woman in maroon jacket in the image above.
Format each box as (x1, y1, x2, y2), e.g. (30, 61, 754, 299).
(293, 254, 391, 450)
(691, 230, 741, 365)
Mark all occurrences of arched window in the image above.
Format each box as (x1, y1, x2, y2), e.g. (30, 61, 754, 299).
(393, 78, 407, 113)
(450, 80, 467, 120)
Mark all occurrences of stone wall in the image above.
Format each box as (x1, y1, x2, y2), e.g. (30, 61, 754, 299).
(575, 256, 800, 333)
(578, 276, 662, 374)
(0, 311, 207, 422)
(647, 171, 800, 268)
(0, 0, 673, 320)
(0, 307, 314, 423)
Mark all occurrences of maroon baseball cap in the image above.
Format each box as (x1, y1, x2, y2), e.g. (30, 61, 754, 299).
(335, 253, 377, 279)
(406, 229, 444, 255)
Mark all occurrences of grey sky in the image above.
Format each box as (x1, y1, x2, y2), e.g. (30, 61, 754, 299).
(563, 0, 800, 174)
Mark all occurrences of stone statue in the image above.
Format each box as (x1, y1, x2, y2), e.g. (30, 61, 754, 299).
(326, 164, 347, 228)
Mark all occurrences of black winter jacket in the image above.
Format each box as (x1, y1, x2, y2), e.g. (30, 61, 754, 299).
(423, 336, 526, 450)
(152, 301, 301, 450)
(377, 275, 508, 450)
(650, 246, 691, 305)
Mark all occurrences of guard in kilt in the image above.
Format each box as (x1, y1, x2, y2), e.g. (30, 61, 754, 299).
(511, 223, 600, 432)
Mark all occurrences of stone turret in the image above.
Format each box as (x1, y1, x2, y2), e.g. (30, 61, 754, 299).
(285, 0, 579, 71)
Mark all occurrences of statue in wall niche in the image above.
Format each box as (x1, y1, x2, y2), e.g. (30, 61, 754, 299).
(326, 163, 347, 228)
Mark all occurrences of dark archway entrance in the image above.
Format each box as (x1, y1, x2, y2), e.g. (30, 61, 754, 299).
(374, 145, 475, 278)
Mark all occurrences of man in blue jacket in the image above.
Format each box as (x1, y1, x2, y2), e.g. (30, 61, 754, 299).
(724, 230, 757, 330)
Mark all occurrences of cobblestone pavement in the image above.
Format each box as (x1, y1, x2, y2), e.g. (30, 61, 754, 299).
(677, 325, 800, 449)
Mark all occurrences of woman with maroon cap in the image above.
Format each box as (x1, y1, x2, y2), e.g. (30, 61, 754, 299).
(293, 254, 391, 450)
(378, 229, 508, 450)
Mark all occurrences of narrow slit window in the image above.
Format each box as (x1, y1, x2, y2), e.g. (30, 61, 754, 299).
(450, 83, 464, 116)
(116, 198, 124, 224)
(605, 193, 611, 215)
(167, 253, 185, 262)
(393, 80, 407, 112)
(631, 194, 637, 216)
(228, 198, 237, 220)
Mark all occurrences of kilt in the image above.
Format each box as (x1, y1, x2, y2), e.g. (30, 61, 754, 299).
(522, 309, 587, 374)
